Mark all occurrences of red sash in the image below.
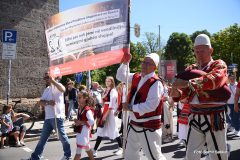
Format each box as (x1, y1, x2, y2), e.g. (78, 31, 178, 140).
(178, 103, 190, 125)
(98, 89, 111, 128)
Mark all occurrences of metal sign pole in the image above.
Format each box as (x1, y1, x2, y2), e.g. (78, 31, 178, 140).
(7, 59, 11, 105)
(2, 29, 17, 104)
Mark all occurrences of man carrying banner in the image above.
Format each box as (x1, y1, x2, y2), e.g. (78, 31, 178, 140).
(23, 73, 72, 160)
(171, 34, 228, 160)
(116, 53, 166, 160)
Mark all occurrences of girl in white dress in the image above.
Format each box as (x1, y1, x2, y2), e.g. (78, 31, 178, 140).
(73, 91, 95, 160)
(93, 76, 123, 156)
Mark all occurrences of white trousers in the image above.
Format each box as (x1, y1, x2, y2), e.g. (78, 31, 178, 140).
(178, 123, 189, 140)
(186, 113, 228, 160)
(124, 125, 166, 160)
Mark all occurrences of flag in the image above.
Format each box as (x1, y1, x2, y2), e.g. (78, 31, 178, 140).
(45, 0, 130, 76)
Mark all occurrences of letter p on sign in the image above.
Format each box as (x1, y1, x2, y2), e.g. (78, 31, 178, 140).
(2, 29, 17, 43)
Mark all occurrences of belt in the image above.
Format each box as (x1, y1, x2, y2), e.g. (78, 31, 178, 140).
(191, 105, 225, 114)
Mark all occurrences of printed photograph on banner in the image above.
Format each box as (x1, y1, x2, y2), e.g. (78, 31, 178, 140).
(44, 0, 130, 76)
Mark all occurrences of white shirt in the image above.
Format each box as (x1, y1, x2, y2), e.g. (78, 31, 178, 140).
(41, 84, 65, 119)
(116, 64, 164, 122)
(109, 88, 118, 111)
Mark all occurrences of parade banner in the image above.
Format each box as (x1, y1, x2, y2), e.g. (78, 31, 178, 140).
(45, 0, 130, 76)
(160, 60, 177, 81)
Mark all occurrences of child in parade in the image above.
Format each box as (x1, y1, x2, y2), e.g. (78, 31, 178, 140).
(73, 90, 95, 160)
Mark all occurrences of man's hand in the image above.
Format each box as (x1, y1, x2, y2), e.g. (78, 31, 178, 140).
(48, 100, 56, 106)
(122, 54, 132, 64)
(169, 87, 181, 98)
(172, 79, 189, 89)
(122, 102, 128, 111)
(122, 102, 133, 111)
(114, 111, 119, 116)
(74, 119, 85, 126)
(234, 104, 239, 113)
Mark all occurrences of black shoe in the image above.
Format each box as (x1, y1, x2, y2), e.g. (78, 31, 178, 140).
(91, 129, 96, 134)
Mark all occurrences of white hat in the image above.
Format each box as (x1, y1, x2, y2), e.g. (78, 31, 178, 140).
(194, 34, 211, 47)
(146, 53, 159, 67)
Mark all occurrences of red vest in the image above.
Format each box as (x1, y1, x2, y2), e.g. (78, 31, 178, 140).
(102, 89, 111, 103)
(129, 73, 163, 129)
(75, 106, 93, 133)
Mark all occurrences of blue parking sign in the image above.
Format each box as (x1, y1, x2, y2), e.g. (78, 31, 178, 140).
(2, 29, 17, 43)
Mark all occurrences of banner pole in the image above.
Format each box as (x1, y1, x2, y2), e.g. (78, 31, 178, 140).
(122, 0, 131, 157)
(122, 63, 129, 157)
(52, 85, 59, 140)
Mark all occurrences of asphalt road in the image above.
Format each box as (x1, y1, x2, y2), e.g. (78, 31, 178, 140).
(0, 131, 239, 160)
(0, 114, 239, 160)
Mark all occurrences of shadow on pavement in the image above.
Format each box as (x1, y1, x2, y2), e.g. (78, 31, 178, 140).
(172, 150, 186, 159)
(162, 144, 185, 153)
(99, 143, 118, 151)
(229, 149, 240, 160)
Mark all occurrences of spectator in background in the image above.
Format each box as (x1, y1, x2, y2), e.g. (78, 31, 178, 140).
(10, 110, 30, 146)
(64, 88, 69, 120)
(90, 82, 104, 134)
(78, 85, 87, 92)
(162, 82, 173, 143)
(234, 79, 240, 136)
(226, 74, 239, 132)
(66, 80, 78, 121)
(1, 105, 22, 148)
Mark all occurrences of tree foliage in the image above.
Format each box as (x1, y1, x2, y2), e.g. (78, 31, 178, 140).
(68, 42, 146, 86)
(190, 30, 211, 44)
(164, 32, 194, 72)
(142, 32, 160, 53)
(211, 23, 240, 73)
(129, 41, 146, 73)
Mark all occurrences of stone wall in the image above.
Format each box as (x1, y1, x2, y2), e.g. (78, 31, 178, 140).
(0, 0, 59, 99)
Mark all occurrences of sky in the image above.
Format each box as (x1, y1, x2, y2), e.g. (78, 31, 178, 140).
(59, 0, 240, 45)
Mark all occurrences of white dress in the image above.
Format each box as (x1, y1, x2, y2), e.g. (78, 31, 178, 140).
(97, 88, 120, 139)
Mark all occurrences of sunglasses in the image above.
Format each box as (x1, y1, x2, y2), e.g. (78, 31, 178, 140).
(142, 61, 155, 66)
(43, 76, 50, 80)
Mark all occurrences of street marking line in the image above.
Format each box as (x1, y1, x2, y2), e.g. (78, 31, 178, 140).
(22, 147, 32, 152)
